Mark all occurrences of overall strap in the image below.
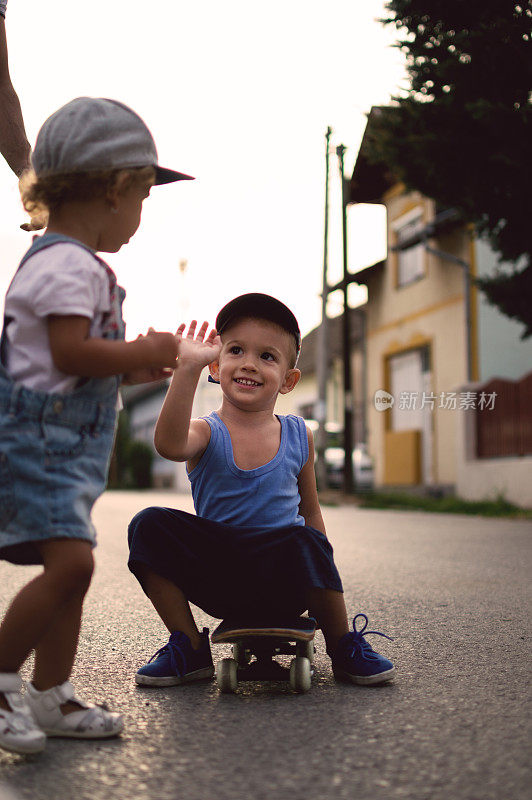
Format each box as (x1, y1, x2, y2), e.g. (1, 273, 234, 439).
(10, 233, 113, 287)
(0, 234, 120, 368)
(1, 235, 94, 367)
(18, 233, 98, 265)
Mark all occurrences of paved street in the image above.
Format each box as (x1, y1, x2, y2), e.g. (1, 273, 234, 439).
(0, 490, 530, 800)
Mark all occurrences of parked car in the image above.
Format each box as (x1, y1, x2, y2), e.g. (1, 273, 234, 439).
(324, 443, 374, 490)
(305, 420, 374, 491)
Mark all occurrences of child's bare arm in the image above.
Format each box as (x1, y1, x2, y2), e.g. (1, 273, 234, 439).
(153, 362, 207, 462)
(154, 321, 221, 462)
(47, 315, 178, 377)
(298, 426, 327, 535)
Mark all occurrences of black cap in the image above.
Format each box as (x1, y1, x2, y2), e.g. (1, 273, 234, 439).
(216, 293, 301, 353)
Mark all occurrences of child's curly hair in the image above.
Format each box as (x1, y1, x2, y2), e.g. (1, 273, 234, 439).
(19, 165, 156, 218)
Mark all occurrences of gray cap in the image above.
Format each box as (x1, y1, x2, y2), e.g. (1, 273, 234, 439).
(31, 97, 194, 185)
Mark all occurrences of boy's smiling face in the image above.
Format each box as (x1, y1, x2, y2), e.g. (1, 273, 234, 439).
(209, 317, 300, 411)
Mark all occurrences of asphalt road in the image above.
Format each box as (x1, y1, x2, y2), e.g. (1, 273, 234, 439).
(0, 490, 530, 800)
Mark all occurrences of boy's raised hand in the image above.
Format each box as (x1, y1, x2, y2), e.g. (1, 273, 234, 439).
(176, 320, 221, 368)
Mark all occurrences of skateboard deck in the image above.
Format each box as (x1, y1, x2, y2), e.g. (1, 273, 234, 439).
(211, 616, 316, 644)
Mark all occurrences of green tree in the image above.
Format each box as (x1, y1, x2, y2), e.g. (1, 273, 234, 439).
(369, 1, 532, 336)
(108, 410, 132, 489)
(128, 440, 154, 489)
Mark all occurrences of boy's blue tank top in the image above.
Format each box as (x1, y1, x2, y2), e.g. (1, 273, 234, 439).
(188, 412, 309, 529)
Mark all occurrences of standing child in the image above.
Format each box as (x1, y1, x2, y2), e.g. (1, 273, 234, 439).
(128, 293, 395, 690)
(0, 97, 193, 754)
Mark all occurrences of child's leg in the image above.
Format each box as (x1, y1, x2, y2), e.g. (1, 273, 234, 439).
(32, 594, 88, 716)
(308, 588, 395, 685)
(134, 563, 202, 649)
(32, 593, 85, 687)
(133, 564, 214, 687)
(306, 588, 349, 653)
(0, 539, 93, 711)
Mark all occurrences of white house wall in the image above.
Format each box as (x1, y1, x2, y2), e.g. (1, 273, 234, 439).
(455, 404, 532, 508)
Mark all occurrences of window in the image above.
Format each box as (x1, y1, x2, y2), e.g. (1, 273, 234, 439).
(394, 209, 425, 287)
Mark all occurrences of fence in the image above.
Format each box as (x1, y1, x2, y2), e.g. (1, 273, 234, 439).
(476, 371, 532, 458)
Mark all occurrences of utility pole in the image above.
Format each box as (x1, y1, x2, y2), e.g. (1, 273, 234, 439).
(315, 126, 332, 491)
(336, 144, 354, 493)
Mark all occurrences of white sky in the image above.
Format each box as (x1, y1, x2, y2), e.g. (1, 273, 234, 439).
(0, 0, 406, 338)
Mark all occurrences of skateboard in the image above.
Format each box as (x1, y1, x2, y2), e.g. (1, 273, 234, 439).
(211, 616, 316, 694)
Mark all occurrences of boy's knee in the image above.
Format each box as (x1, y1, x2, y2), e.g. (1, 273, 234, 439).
(128, 506, 164, 546)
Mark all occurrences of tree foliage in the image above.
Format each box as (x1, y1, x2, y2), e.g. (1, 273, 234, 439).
(108, 410, 154, 489)
(369, 1, 532, 336)
(128, 441, 154, 489)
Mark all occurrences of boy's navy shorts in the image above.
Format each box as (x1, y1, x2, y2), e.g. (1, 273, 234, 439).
(128, 506, 343, 619)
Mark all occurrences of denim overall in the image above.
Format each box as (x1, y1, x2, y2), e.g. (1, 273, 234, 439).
(0, 234, 126, 564)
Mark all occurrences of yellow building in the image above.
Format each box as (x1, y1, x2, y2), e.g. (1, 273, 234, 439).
(347, 108, 532, 497)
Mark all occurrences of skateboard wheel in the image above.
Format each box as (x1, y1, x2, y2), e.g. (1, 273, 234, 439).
(232, 643, 251, 665)
(216, 658, 238, 693)
(289, 657, 312, 693)
(297, 640, 315, 663)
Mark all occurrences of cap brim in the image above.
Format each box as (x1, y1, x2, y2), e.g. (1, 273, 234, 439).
(154, 166, 195, 185)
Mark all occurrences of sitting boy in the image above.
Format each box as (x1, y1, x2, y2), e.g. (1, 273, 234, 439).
(128, 293, 395, 686)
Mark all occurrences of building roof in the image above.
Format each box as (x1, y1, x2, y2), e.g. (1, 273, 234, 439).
(348, 109, 463, 241)
(348, 106, 395, 204)
(298, 308, 365, 374)
(327, 260, 385, 291)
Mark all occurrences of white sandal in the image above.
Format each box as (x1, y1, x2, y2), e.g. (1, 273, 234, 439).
(0, 673, 46, 754)
(25, 681, 124, 739)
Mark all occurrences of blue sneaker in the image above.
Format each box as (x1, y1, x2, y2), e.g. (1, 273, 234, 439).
(135, 628, 214, 686)
(331, 614, 395, 685)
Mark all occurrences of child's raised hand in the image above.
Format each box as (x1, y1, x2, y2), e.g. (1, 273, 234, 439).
(123, 332, 175, 384)
(175, 320, 221, 368)
(140, 329, 180, 368)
